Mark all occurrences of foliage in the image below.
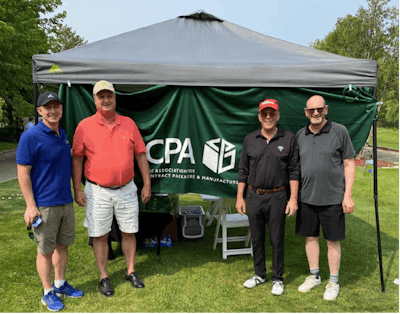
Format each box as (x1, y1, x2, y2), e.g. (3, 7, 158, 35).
(0, 168, 398, 312)
(0, 0, 87, 129)
(310, 0, 399, 126)
(47, 23, 87, 53)
(0, 127, 22, 142)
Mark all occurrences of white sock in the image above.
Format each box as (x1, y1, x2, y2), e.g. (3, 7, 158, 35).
(54, 279, 66, 288)
(44, 288, 53, 295)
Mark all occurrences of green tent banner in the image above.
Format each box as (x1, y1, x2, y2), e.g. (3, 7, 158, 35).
(59, 84, 377, 198)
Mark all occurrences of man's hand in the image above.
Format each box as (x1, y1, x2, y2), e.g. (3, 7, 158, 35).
(285, 198, 298, 217)
(74, 190, 86, 207)
(141, 186, 151, 204)
(24, 205, 41, 227)
(342, 195, 355, 214)
(236, 198, 246, 215)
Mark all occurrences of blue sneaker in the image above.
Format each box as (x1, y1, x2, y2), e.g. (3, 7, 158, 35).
(53, 281, 84, 298)
(41, 291, 64, 312)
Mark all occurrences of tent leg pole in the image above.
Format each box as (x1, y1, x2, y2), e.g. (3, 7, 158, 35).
(33, 83, 38, 124)
(373, 110, 385, 293)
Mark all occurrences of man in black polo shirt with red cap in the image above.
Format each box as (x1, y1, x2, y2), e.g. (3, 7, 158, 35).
(236, 99, 300, 296)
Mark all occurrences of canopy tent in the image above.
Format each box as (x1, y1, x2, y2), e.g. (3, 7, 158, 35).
(32, 11, 377, 88)
(32, 10, 385, 291)
(31, 10, 378, 198)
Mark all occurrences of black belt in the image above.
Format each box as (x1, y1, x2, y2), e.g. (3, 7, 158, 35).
(86, 179, 132, 190)
(248, 185, 285, 195)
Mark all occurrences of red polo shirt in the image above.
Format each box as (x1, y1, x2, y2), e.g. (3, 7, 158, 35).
(73, 112, 146, 187)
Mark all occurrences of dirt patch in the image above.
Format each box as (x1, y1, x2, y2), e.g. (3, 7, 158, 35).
(355, 158, 396, 168)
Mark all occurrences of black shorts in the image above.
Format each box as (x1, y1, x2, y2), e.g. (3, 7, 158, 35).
(295, 202, 345, 241)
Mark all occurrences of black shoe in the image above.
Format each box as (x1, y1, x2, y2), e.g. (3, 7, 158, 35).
(126, 272, 145, 289)
(99, 277, 114, 297)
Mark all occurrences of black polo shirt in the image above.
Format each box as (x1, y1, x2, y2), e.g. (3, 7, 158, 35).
(296, 119, 356, 205)
(238, 126, 300, 190)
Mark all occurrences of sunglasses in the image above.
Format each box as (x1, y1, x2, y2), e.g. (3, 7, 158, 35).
(305, 107, 325, 114)
(27, 227, 35, 241)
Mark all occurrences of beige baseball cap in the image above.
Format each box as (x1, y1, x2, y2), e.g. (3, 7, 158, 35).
(93, 80, 115, 95)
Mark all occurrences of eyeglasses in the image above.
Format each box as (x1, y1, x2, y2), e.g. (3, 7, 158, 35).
(259, 111, 277, 118)
(305, 107, 325, 114)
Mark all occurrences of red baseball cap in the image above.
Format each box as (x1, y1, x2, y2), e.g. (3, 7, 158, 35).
(259, 99, 279, 112)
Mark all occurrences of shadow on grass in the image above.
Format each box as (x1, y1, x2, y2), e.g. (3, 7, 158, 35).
(76, 209, 397, 297)
(282, 213, 399, 290)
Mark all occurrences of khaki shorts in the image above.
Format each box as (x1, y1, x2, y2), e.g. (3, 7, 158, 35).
(33, 203, 75, 254)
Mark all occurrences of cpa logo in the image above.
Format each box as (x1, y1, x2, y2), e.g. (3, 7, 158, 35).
(202, 138, 236, 174)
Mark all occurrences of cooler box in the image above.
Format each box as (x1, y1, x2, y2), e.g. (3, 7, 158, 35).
(178, 205, 205, 239)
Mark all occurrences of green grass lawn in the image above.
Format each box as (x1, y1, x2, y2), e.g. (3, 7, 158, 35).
(368, 128, 399, 150)
(0, 167, 398, 312)
(0, 141, 18, 152)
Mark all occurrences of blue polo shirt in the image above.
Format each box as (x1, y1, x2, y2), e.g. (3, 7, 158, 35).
(16, 121, 73, 207)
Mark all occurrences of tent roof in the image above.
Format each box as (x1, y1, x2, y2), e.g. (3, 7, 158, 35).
(32, 10, 377, 88)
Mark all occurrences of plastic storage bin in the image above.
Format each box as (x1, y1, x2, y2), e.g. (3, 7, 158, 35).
(178, 205, 205, 239)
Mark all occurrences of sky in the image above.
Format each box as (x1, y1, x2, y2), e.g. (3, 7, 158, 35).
(55, 0, 399, 48)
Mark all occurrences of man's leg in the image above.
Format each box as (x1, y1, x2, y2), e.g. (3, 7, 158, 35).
(121, 231, 136, 274)
(53, 244, 68, 281)
(37, 252, 54, 290)
(305, 236, 320, 269)
(266, 193, 287, 282)
(297, 236, 322, 293)
(92, 233, 109, 279)
(326, 240, 341, 276)
(122, 231, 145, 289)
(52, 244, 84, 298)
(323, 240, 341, 301)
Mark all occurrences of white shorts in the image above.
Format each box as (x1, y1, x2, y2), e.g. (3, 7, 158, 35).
(84, 180, 139, 237)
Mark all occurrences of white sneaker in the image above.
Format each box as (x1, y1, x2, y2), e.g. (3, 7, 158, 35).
(271, 281, 284, 296)
(243, 275, 265, 288)
(298, 275, 322, 292)
(323, 281, 340, 301)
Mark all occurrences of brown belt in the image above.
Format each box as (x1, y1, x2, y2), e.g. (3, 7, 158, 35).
(86, 178, 132, 190)
(248, 185, 285, 195)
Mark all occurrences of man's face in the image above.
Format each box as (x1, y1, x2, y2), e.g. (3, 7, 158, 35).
(258, 107, 279, 130)
(37, 101, 63, 125)
(304, 96, 328, 126)
(94, 90, 116, 113)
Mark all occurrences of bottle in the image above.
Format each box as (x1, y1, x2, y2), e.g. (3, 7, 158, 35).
(167, 234, 172, 247)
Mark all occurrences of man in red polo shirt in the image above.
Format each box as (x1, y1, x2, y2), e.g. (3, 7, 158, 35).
(72, 80, 151, 297)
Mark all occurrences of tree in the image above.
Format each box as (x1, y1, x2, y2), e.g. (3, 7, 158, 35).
(311, 0, 399, 126)
(0, 0, 87, 130)
(49, 24, 88, 53)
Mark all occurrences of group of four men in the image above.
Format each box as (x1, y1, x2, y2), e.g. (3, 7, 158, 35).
(17, 80, 355, 311)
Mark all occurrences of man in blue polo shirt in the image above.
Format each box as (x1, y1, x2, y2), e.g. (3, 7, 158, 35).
(17, 91, 83, 311)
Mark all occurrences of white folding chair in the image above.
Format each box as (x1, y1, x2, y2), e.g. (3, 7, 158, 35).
(200, 194, 221, 227)
(213, 198, 252, 259)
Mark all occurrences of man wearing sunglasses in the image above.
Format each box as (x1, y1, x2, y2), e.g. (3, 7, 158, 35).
(295, 95, 355, 301)
(237, 99, 300, 296)
(17, 91, 83, 312)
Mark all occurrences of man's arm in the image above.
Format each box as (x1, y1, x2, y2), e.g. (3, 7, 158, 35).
(72, 156, 86, 207)
(236, 182, 247, 215)
(285, 180, 299, 217)
(135, 153, 151, 204)
(342, 157, 355, 214)
(17, 164, 40, 227)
